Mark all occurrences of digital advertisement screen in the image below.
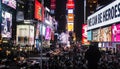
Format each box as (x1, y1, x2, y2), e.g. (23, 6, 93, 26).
(82, 24, 90, 45)
(87, 31, 92, 41)
(92, 29, 99, 42)
(2, 0, 16, 9)
(66, 0, 74, 9)
(40, 24, 46, 36)
(67, 23, 74, 31)
(45, 26, 51, 40)
(34, 0, 42, 21)
(16, 25, 34, 45)
(112, 24, 120, 42)
(17, 25, 29, 44)
(99, 26, 112, 42)
(67, 13, 74, 22)
(1, 10, 12, 38)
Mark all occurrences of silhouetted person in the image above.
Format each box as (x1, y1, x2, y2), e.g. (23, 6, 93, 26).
(85, 42, 101, 69)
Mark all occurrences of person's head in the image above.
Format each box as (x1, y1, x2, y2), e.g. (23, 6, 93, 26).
(89, 42, 99, 50)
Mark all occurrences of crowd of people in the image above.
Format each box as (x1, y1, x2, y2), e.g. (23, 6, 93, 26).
(44, 42, 120, 69)
(1, 42, 120, 69)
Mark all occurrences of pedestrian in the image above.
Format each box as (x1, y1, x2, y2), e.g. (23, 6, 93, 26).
(85, 42, 101, 69)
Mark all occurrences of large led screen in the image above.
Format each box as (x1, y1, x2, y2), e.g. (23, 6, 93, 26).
(92, 29, 99, 42)
(87, 31, 92, 41)
(67, 23, 74, 31)
(34, 0, 42, 21)
(16, 25, 34, 45)
(2, 0, 16, 9)
(82, 24, 90, 44)
(112, 24, 120, 42)
(99, 26, 112, 42)
(1, 10, 12, 38)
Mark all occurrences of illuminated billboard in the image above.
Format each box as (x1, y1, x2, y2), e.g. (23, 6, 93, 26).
(67, 13, 74, 22)
(66, 0, 74, 9)
(35, 0, 42, 21)
(87, 31, 92, 41)
(112, 24, 120, 42)
(87, 0, 120, 30)
(67, 23, 74, 31)
(92, 26, 112, 42)
(99, 26, 112, 42)
(2, 0, 16, 9)
(40, 24, 46, 36)
(45, 26, 51, 40)
(92, 29, 99, 42)
(50, 0, 56, 10)
(82, 24, 90, 44)
(68, 9, 73, 14)
(16, 25, 34, 45)
(1, 10, 12, 38)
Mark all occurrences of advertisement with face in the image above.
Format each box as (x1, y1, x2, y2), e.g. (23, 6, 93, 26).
(101, 26, 112, 42)
(112, 24, 120, 42)
(1, 10, 12, 38)
(82, 24, 90, 44)
(2, 0, 16, 9)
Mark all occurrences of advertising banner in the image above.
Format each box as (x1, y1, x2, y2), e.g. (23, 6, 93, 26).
(35, 0, 42, 21)
(66, 0, 74, 9)
(50, 0, 56, 10)
(67, 13, 74, 22)
(100, 26, 112, 42)
(45, 26, 51, 40)
(92, 26, 111, 42)
(67, 23, 74, 31)
(87, 0, 120, 30)
(1, 10, 12, 38)
(112, 24, 120, 42)
(82, 24, 90, 45)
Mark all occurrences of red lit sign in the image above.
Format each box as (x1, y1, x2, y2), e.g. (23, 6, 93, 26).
(35, 0, 42, 21)
(66, 1, 74, 9)
(51, 0, 56, 10)
(82, 24, 90, 45)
